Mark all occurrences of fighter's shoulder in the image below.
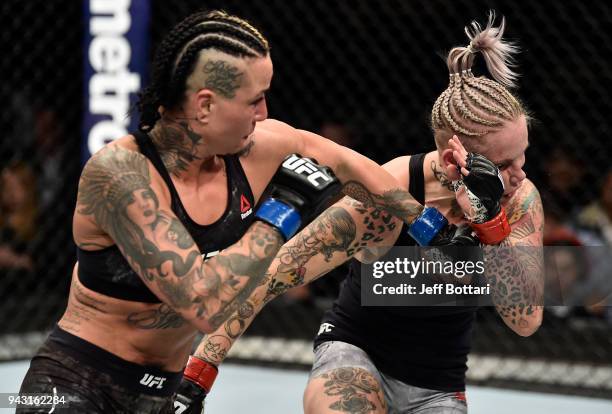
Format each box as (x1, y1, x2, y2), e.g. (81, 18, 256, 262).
(79, 136, 168, 203)
(248, 119, 303, 159)
(82, 136, 147, 174)
(253, 119, 300, 142)
(382, 156, 412, 191)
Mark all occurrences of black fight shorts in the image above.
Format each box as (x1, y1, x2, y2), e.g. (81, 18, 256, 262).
(16, 326, 182, 413)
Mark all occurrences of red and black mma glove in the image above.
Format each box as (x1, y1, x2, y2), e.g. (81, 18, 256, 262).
(255, 154, 342, 241)
(174, 356, 218, 414)
(455, 152, 511, 244)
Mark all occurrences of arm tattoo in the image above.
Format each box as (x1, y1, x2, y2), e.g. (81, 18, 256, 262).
(342, 198, 397, 257)
(483, 185, 544, 330)
(194, 201, 398, 365)
(265, 206, 356, 300)
(195, 300, 259, 364)
(199, 335, 232, 365)
(266, 201, 397, 301)
(78, 147, 282, 330)
(150, 120, 202, 177)
(202, 60, 243, 98)
(341, 180, 423, 225)
(224, 301, 256, 339)
(318, 367, 387, 413)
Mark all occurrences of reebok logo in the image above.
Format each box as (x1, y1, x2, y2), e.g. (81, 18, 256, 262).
(282, 155, 333, 187)
(317, 322, 335, 335)
(139, 373, 167, 389)
(240, 194, 253, 219)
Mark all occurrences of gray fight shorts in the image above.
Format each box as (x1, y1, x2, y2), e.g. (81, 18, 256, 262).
(310, 341, 468, 414)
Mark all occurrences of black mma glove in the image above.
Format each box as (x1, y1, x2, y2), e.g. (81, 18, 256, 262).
(455, 152, 510, 244)
(425, 224, 483, 281)
(174, 356, 218, 414)
(255, 154, 341, 240)
(429, 224, 480, 246)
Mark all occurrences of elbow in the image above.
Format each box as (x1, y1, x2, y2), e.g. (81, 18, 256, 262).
(513, 315, 543, 337)
(514, 324, 539, 337)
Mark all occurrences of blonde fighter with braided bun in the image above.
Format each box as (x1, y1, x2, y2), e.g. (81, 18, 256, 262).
(168, 12, 544, 414)
(301, 13, 543, 413)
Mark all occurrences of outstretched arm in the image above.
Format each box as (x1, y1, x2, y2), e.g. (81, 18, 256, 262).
(260, 120, 426, 225)
(299, 128, 425, 223)
(192, 196, 402, 365)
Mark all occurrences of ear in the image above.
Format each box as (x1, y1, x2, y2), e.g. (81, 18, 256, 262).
(441, 148, 461, 181)
(195, 89, 214, 124)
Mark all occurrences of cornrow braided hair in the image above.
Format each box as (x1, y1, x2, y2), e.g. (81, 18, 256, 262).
(431, 11, 525, 139)
(136, 10, 269, 131)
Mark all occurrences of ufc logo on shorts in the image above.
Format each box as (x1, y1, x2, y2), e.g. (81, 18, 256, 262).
(318, 322, 335, 335)
(174, 401, 188, 414)
(282, 155, 333, 187)
(140, 373, 167, 389)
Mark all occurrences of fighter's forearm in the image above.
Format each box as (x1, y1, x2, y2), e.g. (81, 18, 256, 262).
(196, 221, 284, 332)
(484, 183, 544, 336)
(194, 294, 267, 365)
(483, 242, 544, 336)
(340, 180, 424, 226)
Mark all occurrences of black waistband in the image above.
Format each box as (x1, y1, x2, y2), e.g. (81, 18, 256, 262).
(48, 326, 183, 396)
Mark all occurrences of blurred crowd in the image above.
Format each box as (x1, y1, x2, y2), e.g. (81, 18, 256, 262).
(0, 98, 75, 333)
(541, 148, 612, 323)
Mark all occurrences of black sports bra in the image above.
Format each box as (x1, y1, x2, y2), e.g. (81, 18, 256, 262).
(77, 131, 257, 302)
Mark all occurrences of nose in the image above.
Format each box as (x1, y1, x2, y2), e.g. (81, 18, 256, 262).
(509, 166, 526, 187)
(509, 155, 526, 186)
(254, 98, 268, 122)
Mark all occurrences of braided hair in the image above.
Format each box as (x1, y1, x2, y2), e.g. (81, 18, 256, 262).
(431, 11, 528, 149)
(136, 10, 269, 131)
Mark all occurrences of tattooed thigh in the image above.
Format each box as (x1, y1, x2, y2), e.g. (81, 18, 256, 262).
(305, 367, 387, 414)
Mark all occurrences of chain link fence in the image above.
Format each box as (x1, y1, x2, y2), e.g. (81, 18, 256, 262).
(1, 0, 611, 399)
(1, 0, 82, 333)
